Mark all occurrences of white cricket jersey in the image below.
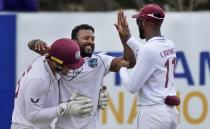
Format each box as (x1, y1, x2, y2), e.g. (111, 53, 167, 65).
(12, 56, 60, 129)
(120, 36, 177, 107)
(55, 53, 114, 129)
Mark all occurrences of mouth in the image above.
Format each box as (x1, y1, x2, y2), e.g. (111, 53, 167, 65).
(84, 45, 93, 53)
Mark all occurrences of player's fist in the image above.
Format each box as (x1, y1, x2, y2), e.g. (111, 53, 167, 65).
(98, 86, 108, 110)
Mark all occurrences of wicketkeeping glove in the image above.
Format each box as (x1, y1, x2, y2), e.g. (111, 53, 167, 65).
(98, 86, 108, 110)
(57, 90, 94, 117)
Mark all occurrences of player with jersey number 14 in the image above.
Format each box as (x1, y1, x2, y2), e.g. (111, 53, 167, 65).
(115, 4, 181, 129)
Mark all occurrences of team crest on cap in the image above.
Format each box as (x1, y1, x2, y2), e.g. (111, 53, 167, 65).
(75, 51, 81, 60)
(88, 58, 98, 68)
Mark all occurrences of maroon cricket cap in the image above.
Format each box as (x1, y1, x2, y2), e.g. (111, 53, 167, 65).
(132, 4, 165, 24)
(48, 38, 84, 70)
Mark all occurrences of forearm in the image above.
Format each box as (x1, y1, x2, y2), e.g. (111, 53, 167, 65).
(127, 37, 143, 57)
(119, 67, 138, 94)
(123, 47, 135, 68)
(122, 42, 136, 68)
(27, 106, 58, 123)
(120, 48, 156, 94)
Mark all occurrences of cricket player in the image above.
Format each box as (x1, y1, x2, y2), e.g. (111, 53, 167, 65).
(11, 38, 94, 129)
(115, 4, 180, 129)
(28, 24, 136, 129)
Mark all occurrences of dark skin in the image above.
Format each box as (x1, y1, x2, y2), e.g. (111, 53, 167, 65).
(75, 29, 95, 58)
(115, 10, 162, 67)
(28, 43, 71, 76)
(116, 10, 181, 105)
(28, 39, 50, 55)
(137, 18, 162, 41)
(47, 59, 57, 75)
(115, 10, 162, 42)
(45, 57, 71, 76)
(114, 10, 131, 43)
(74, 29, 130, 72)
(28, 25, 136, 72)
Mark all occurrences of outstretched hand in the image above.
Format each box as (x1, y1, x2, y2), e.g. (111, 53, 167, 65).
(115, 10, 131, 43)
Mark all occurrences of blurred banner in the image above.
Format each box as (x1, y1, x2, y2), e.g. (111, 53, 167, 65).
(0, 11, 209, 129)
(0, 0, 39, 11)
(0, 14, 16, 129)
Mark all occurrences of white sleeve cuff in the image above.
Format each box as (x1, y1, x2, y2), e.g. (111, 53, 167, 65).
(119, 67, 129, 85)
(126, 37, 142, 57)
(119, 67, 127, 73)
(126, 37, 135, 47)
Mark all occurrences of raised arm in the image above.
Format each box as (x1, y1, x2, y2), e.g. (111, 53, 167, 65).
(28, 39, 50, 55)
(115, 10, 143, 57)
(109, 10, 136, 72)
(119, 47, 156, 94)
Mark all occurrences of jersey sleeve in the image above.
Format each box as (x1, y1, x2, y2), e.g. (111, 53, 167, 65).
(127, 37, 144, 58)
(24, 78, 58, 123)
(97, 53, 114, 75)
(119, 47, 156, 94)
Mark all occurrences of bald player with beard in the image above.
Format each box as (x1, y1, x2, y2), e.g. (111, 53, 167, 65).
(27, 24, 135, 129)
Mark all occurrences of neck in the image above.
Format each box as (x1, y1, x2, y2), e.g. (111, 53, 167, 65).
(145, 23, 162, 41)
(145, 30, 161, 41)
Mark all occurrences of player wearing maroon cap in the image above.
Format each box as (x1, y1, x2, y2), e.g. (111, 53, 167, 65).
(27, 24, 135, 129)
(11, 38, 94, 129)
(115, 4, 180, 129)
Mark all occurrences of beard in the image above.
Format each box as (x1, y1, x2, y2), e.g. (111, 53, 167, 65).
(80, 44, 95, 58)
(139, 26, 145, 39)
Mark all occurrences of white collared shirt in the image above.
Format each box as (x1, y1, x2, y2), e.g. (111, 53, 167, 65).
(12, 56, 60, 129)
(120, 36, 177, 107)
(55, 53, 114, 129)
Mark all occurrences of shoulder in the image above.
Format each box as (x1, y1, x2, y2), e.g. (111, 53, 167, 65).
(94, 52, 113, 58)
(91, 53, 114, 71)
(93, 52, 114, 63)
(30, 57, 49, 78)
(24, 77, 50, 95)
(164, 38, 175, 45)
(24, 57, 51, 91)
(137, 46, 156, 62)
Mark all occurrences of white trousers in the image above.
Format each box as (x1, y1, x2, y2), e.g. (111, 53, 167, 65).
(137, 104, 179, 129)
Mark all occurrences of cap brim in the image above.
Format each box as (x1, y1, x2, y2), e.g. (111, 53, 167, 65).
(132, 14, 140, 18)
(68, 58, 85, 70)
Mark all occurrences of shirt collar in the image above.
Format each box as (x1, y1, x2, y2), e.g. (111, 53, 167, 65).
(147, 36, 166, 44)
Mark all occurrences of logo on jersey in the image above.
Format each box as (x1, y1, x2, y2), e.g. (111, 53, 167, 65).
(31, 98, 40, 103)
(88, 58, 98, 68)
